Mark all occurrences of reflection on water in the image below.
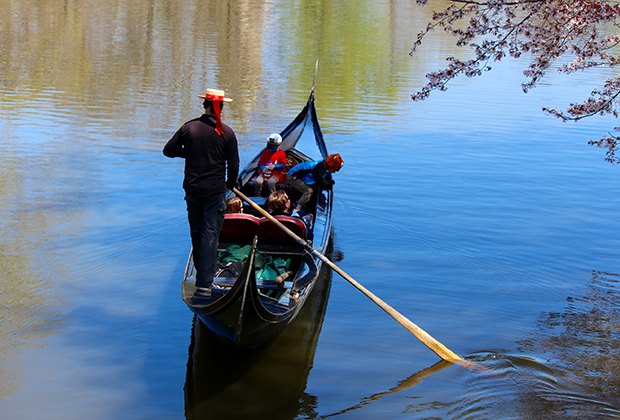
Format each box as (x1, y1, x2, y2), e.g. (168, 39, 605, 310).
(324, 345, 619, 419)
(309, 271, 620, 418)
(518, 270, 620, 412)
(323, 360, 454, 418)
(1, 0, 620, 417)
(184, 263, 332, 419)
(432, 270, 620, 418)
(0, 0, 428, 140)
(455, 352, 620, 418)
(0, 241, 63, 400)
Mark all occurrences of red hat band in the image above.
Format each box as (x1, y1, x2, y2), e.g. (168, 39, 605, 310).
(197, 88, 233, 136)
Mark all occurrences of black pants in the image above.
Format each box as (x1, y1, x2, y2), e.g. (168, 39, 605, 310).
(185, 193, 225, 288)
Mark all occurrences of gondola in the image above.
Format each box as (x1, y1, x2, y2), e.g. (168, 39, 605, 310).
(184, 262, 333, 418)
(181, 86, 333, 349)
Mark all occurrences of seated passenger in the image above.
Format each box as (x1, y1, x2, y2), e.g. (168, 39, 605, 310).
(266, 189, 292, 216)
(225, 196, 243, 214)
(253, 133, 287, 196)
(287, 153, 344, 212)
(266, 189, 314, 234)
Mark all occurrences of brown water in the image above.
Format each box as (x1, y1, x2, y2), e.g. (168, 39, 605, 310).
(1, 1, 619, 418)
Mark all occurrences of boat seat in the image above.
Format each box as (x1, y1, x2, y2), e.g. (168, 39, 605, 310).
(258, 215, 307, 246)
(219, 213, 261, 244)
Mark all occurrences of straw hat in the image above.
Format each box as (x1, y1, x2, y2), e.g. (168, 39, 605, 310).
(197, 88, 233, 102)
(197, 88, 232, 135)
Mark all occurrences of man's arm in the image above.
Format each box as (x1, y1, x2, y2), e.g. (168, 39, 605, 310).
(226, 133, 240, 190)
(288, 160, 314, 177)
(163, 127, 186, 158)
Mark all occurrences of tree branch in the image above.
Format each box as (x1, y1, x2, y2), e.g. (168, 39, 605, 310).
(411, 0, 620, 163)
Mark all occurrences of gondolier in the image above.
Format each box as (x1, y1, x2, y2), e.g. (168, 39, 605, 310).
(164, 88, 239, 297)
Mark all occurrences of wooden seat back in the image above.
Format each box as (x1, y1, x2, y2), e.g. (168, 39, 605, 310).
(219, 213, 261, 244)
(258, 215, 307, 246)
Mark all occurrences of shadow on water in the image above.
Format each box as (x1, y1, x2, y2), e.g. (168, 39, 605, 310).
(184, 260, 333, 419)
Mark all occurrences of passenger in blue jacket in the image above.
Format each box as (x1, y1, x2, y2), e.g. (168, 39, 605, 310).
(287, 153, 343, 212)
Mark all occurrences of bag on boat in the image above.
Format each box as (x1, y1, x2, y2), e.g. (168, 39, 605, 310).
(215, 244, 291, 281)
(215, 261, 244, 278)
(255, 256, 291, 282)
(215, 244, 252, 278)
(217, 244, 252, 263)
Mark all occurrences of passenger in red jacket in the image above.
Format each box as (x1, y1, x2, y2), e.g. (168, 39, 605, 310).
(253, 133, 288, 196)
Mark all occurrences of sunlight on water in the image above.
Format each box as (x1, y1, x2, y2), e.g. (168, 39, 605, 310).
(1, 0, 619, 417)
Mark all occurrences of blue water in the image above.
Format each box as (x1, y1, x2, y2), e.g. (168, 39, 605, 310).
(1, 1, 619, 418)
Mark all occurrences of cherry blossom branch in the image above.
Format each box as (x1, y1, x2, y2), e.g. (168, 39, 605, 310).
(411, 0, 620, 163)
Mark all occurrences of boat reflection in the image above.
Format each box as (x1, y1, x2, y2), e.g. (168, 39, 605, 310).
(323, 360, 453, 417)
(184, 260, 333, 419)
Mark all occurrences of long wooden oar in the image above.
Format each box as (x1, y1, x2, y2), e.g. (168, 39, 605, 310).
(233, 188, 480, 370)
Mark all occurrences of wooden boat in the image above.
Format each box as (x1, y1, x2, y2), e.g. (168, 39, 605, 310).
(181, 88, 334, 349)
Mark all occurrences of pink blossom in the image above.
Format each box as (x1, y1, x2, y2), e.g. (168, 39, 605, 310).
(412, 0, 620, 163)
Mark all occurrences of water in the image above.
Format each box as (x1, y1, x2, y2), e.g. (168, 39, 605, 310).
(1, 1, 619, 418)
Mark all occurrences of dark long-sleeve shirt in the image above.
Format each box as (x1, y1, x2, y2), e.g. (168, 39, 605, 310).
(163, 114, 239, 198)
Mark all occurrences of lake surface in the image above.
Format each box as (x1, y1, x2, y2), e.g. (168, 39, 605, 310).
(1, 1, 619, 418)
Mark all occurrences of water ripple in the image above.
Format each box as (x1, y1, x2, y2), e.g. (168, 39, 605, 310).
(452, 352, 620, 418)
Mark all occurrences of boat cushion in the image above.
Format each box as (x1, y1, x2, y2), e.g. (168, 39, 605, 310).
(258, 215, 307, 245)
(219, 214, 261, 244)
